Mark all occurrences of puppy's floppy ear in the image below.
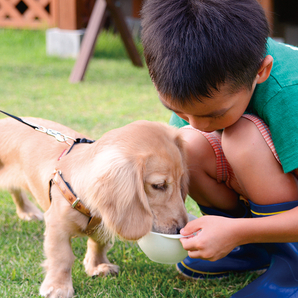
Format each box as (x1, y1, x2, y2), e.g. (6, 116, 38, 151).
(175, 133, 189, 201)
(86, 148, 153, 240)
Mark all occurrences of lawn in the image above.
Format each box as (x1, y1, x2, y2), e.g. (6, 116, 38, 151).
(0, 28, 258, 297)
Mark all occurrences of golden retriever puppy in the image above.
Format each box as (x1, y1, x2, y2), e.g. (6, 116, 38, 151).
(0, 117, 189, 298)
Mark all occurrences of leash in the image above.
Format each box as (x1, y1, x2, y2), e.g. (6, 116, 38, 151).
(0, 110, 95, 146)
(0, 110, 100, 235)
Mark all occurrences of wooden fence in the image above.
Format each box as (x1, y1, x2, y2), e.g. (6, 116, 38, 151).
(0, 0, 274, 31)
(0, 0, 95, 29)
(0, 0, 57, 29)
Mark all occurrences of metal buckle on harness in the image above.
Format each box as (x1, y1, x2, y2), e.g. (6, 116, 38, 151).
(72, 198, 80, 208)
(35, 126, 76, 145)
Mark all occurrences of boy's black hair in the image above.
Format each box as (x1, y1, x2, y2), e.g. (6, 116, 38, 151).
(141, 0, 270, 104)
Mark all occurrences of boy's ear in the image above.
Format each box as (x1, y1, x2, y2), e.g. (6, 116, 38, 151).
(256, 55, 274, 84)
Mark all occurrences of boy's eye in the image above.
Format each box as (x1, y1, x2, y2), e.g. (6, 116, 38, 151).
(212, 112, 227, 119)
(213, 114, 225, 119)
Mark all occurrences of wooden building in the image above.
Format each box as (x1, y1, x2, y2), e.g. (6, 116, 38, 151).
(1, 0, 298, 45)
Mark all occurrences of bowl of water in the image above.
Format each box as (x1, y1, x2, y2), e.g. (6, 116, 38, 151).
(137, 213, 197, 264)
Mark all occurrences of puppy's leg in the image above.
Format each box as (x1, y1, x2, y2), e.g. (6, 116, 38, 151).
(11, 189, 43, 221)
(83, 236, 119, 277)
(39, 211, 75, 298)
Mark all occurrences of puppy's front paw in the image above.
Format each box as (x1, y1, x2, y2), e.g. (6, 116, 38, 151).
(92, 263, 119, 277)
(39, 283, 74, 298)
(84, 259, 119, 277)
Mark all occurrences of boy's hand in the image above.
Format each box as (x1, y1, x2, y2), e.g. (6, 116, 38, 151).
(180, 216, 240, 261)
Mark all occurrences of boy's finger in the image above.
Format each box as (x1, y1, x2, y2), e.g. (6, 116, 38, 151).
(180, 234, 200, 251)
(180, 218, 202, 235)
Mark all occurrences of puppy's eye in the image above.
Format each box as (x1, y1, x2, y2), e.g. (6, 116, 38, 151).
(151, 183, 167, 191)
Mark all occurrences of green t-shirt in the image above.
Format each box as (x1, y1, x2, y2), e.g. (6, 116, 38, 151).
(170, 38, 298, 173)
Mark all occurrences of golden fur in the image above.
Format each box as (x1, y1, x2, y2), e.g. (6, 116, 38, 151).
(0, 117, 188, 298)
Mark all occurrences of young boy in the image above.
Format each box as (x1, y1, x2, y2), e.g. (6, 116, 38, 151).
(141, 0, 298, 297)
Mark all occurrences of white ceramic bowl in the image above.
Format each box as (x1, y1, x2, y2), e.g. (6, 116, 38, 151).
(137, 213, 197, 264)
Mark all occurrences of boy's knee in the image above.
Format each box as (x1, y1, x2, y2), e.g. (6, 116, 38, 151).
(222, 117, 258, 165)
(179, 128, 217, 177)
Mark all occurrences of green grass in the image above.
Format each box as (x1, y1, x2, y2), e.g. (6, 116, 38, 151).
(0, 29, 258, 297)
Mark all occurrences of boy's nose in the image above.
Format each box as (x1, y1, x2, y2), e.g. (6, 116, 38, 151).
(188, 116, 210, 131)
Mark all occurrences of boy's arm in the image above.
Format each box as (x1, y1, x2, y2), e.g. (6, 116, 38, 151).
(180, 206, 298, 261)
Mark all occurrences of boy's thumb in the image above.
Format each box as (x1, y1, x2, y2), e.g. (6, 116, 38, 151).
(180, 218, 201, 236)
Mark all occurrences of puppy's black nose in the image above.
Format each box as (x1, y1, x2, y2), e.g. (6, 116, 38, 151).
(176, 227, 182, 234)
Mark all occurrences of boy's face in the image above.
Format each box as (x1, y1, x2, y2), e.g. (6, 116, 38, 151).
(159, 80, 257, 132)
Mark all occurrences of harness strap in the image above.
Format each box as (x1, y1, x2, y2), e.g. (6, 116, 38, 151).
(66, 138, 95, 155)
(51, 170, 102, 236)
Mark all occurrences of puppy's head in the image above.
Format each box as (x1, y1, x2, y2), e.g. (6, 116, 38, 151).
(86, 121, 189, 240)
